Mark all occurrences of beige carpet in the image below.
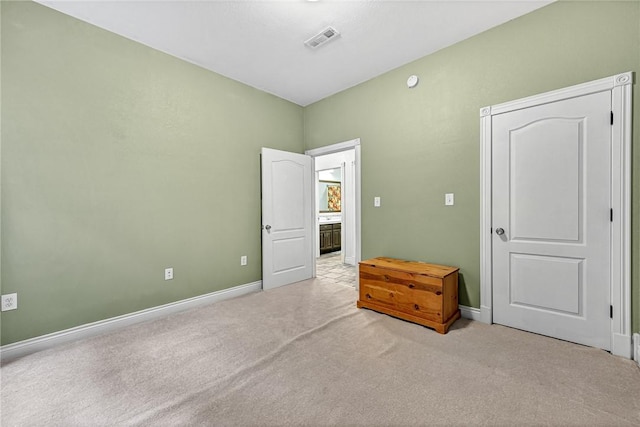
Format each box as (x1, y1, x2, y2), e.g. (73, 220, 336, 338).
(2, 278, 639, 426)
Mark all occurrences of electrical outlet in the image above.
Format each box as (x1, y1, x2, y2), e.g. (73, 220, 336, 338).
(1, 293, 18, 311)
(240, 256, 248, 266)
(374, 196, 381, 207)
(165, 268, 173, 281)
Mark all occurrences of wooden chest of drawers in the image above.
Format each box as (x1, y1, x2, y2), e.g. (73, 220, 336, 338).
(357, 257, 460, 334)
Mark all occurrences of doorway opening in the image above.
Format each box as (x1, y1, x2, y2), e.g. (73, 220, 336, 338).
(306, 139, 361, 290)
(316, 252, 356, 287)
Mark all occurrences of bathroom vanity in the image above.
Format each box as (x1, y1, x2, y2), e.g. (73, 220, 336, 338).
(319, 222, 341, 254)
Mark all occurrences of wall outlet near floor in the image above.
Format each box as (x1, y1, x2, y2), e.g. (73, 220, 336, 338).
(1, 293, 18, 311)
(164, 267, 174, 281)
(240, 256, 248, 266)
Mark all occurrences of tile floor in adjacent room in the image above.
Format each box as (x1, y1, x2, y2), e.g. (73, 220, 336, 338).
(316, 252, 356, 287)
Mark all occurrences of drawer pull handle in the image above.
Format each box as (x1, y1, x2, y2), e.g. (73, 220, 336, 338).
(384, 275, 389, 282)
(414, 304, 420, 310)
(436, 291, 442, 296)
(408, 283, 415, 289)
(366, 294, 371, 299)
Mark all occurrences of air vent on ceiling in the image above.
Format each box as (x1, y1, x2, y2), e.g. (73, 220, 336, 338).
(304, 26, 340, 49)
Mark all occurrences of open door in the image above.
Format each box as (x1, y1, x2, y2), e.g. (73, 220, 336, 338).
(261, 148, 314, 290)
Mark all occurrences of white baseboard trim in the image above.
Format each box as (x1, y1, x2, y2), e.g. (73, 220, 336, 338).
(611, 333, 633, 359)
(0, 280, 262, 362)
(634, 333, 639, 365)
(459, 305, 482, 321)
(480, 305, 492, 324)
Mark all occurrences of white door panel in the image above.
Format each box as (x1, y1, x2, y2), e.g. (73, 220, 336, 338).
(510, 118, 582, 242)
(509, 254, 583, 315)
(492, 91, 611, 350)
(261, 148, 313, 290)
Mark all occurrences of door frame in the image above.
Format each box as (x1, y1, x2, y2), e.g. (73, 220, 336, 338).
(479, 72, 633, 359)
(306, 138, 362, 290)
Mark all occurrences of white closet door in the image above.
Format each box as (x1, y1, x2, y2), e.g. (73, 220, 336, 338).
(492, 91, 612, 350)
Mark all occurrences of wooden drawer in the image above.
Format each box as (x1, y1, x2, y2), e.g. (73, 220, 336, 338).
(359, 281, 443, 322)
(357, 257, 460, 334)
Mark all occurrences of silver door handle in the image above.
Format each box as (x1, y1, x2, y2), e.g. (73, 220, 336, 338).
(495, 227, 504, 235)
(265, 225, 271, 231)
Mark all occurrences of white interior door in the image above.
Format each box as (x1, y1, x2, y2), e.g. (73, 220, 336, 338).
(492, 91, 612, 350)
(261, 148, 313, 290)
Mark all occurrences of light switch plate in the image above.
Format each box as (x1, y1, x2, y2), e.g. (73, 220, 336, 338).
(1, 293, 18, 311)
(445, 193, 454, 206)
(374, 197, 381, 207)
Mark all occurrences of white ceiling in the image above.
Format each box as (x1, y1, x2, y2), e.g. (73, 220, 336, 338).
(36, 0, 553, 106)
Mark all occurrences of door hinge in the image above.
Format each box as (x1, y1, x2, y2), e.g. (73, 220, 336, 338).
(610, 305, 613, 319)
(610, 208, 613, 222)
(611, 111, 614, 125)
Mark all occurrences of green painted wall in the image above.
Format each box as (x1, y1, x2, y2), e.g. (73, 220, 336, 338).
(1, 1, 303, 345)
(304, 1, 640, 332)
(2, 1, 640, 347)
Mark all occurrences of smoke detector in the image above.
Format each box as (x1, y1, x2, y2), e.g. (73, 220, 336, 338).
(304, 26, 340, 49)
